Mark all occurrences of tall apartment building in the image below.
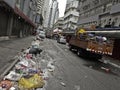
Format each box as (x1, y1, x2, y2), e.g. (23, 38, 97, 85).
(63, 0, 79, 31)
(77, 0, 120, 28)
(54, 17, 64, 29)
(42, 0, 51, 29)
(36, 0, 50, 29)
(47, 0, 59, 28)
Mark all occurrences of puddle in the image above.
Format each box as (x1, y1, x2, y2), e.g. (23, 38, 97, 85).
(84, 61, 120, 77)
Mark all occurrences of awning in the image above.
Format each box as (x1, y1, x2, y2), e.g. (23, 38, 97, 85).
(14, 6, 36, 27)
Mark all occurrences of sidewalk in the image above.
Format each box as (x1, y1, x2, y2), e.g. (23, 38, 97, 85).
(100, 55, 120, 68)
(0, 36, 34, 74)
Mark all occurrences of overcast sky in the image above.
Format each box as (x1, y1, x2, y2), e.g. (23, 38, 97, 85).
(57, 0, 67, 17)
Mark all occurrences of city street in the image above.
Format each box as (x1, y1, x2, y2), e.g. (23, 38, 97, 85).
(1, 0, 120, 90)
(0, 37, 120, 90)
(39, 38, 120, 90)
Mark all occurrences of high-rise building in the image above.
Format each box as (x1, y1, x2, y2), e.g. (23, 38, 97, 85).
(50, 0, 59, 28)
(42, 0, 51, 28)
(63, 0, 79, 31)
(47, 0, 59, 28)
(54, 17, 64, 29)
(36, 0, 50, 29)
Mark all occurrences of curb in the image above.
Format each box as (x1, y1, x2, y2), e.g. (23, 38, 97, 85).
(99, 59, 120, 69)
(0, 57, 19, 81)
(108, 62, 120, 69)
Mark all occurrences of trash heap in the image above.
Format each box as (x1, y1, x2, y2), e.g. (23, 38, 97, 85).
(0, 38, 47, 90)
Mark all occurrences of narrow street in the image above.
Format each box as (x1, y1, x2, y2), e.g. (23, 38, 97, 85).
(39, 38, 120, 90)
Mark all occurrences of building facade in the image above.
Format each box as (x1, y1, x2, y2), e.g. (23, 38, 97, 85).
(54, 17, 64, 29)
(63, 0, 79, 31)
(42, 0, 51, 29)
(77, 0, 120, 28)
(49, 0, 59, 28)
(77, 0, 120, 60)
(0, 0, 37, 40)
(36, 0, 50, 29)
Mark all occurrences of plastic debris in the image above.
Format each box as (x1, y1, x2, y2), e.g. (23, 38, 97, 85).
(19, 74, 45, 89)
(0, 80, 12, 90)
(4, 71, 22, 81)
(1, 36, 47, 90)
(60, 82, 66, 87)
(47, 61, 55, 72)
(9, 87, 16, 90)
(101, 67, 110, 72)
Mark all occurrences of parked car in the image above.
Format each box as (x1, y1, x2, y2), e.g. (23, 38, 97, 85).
(57, 36, 66, 44)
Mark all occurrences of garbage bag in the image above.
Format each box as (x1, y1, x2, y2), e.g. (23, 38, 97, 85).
(0, 80, 12, 90)
(4, 71, 22, 81)
(19, 74, 45, 89)
(29, 48, 42, 56)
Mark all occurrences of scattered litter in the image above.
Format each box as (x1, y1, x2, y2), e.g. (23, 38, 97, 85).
(47, 61, 55, 72)
(101, 67, 110, 72)
(9, 87, 16, 90)
(103, 60, 110, 64)
(4, 71, 22, 81)
(60, 82, 66, 87)
(89, 66, 93, 68)
(1, 37, 49, 90)
(0, 80, 12, 90)
(19, 74, 45, 89)
(42, 69, 49, 80)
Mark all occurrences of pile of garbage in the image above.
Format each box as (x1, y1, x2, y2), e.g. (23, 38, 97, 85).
(0, 37, 48, 90)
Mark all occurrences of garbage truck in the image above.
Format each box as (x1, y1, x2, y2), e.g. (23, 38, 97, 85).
(68, 28, 114, 59)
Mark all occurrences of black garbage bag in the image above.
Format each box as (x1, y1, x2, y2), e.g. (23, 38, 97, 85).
(29, 48, 42, 56)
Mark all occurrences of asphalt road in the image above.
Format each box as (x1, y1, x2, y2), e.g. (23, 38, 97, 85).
(40, 39, 120, 90)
